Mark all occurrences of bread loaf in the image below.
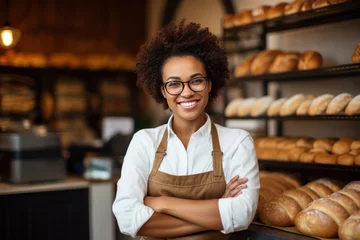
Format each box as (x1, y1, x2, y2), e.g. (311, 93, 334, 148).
(309, 147, 327, 153)
(296, 99, 313, 115)
(237, 98, 256, 116)
(269, 52, 300, 73)
(234, 55, 255, 77)
(260, 180, 340, 227)
(267, 98, 287, 116)
(314, 152, 338, 164)
(313, 138, 336, 151)
(250, 96, 274, 117)
(250, 50, 282, 75)
(280, 94, 306, 116)
(223, 15, 234, 29)
(326, 93, 354, 114)
(312, 0, 331, 9)
(225, 98, 243, 117)
(308, 94, 334, 115)
(338, 210, 360, 240)
(233, 10, 252, 27)
(329, 0, 348, 4)
(338, 154, 355, 165)
(288, 147, 308, 161)
(298, 51, 323, 70)
(352, 42, 360, 63)
(344, 181, 360, 192)
(284, 0, 307, 15)
(267, 2, 288, 19)
(332, 137, 357, 155)
(351, 140, 360, 150)
(345, 94, 360, 115)
(251, 5, 271, 22)
(355, 155, 360, 166)
(295, 188, 360, 238)
(299, 152, 317, 163)
(296, 137, 315, 149)
(301, 0, 316, 11)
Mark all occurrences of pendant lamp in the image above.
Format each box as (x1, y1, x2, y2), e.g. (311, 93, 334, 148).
(0, 0, 21, 49)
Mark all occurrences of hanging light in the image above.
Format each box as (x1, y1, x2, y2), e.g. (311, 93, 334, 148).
(0, 0, 21, 49)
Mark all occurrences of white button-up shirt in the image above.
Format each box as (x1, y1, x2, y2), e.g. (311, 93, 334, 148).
(112, 114, 260, 238)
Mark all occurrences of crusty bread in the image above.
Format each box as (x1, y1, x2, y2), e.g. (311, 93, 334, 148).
(312, 0, 331, 9)
(267, 2, 288, 19)
(251, 5, 271, 22)
(296, 99, 313, 115)
(338, 154, 355, 165)
(338, 210, 360, 240)
(267, 98, 287, 116)
(332, 137, 357, 155)
(237, 98, 256, 116)
(314, 152, 338, 164)
(280, 94, 306, 116)
(350, 140, 360, 150)
(296, 137, 315, 149)
(295, 186, 360, 238)
(308, 94, 334, 116)
(250, 50, 282, 75)
(301, 0, 316, 11)
(298, 51, 323, 70)
(355, 155, 360, 166)
(284, 0, 307, 15)
(250, 96, 274, 117)
(299, 152, 317, 163)
(288, 147, 308, 161)
(309, 147, 327, 153)
(233, 10, 252, 27)
(223, 14, 234, 29)
(344, 181, 360, 192)
(313, 138, 337, 152)
(225, 98, 243, 117)
(269, 52, 300, 73)
(352, 42, 360, 63)
(234, 55, 256, 77)
(326, 93, 354, 114)
(345, 94, 360, 115)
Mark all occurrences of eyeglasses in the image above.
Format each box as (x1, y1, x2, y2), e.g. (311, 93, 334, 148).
(163, 77, 208, 96)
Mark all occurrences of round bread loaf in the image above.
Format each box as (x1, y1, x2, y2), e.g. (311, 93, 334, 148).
(298, 51, 323, 70)
(250, 50, 282, 75)
(326, 93, 354, 114)
(267, 2, 288, 19)
(250, 96, 274, 117)
(269, 52, 300, 73)
(280, 94, 306, 116)
(345, 94, 360, 115)
(308, 94, 334, 116)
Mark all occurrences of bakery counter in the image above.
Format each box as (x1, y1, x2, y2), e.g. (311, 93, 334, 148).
(0, 176, 117, 240)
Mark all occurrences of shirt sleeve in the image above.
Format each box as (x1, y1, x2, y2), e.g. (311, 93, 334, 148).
(218, 133, 260, 234)
(112, 130, 155, 238)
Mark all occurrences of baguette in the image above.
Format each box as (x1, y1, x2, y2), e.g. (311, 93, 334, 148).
(267, 2, 288, 19)
(225, 98, 243, 117)
(280, 94, 306, 116)
(284, 0, 307, 15)
(250, 96, 274, 117)
(267, 98, 287, 116)
(251, 5, 271, 22)
(345, 94, 360, 115)
(326, 93, 353, 114)
(308, 94, 334, 116)
(237, 98, 256, 116)
(338, 210, 360, 240)
(234, 55, 256, 77)
(250, 50, 282, 75)
(296, 99, 313, 115)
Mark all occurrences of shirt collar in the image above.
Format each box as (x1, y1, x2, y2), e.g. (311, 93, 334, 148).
(167, 113, 212, 139)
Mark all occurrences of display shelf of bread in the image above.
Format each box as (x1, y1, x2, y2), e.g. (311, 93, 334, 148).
(225, 93, 360, 119)
(0, 50, 136, 72)
(255, 179, 360, 239)
(222, 0, 356, 32)
(255, 136, 360, 166)
(99, 80, 132, 116)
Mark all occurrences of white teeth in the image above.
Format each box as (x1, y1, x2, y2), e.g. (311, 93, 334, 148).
(180, 101, 196, 107)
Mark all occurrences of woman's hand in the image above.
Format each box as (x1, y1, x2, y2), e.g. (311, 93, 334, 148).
(144, 196, 164, 212)
(222, 175, 248, 198)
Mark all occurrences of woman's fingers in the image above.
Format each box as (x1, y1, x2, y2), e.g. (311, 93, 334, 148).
(222, 176, 248, 198)
(227, 177, 248, 192)
(229, 184, 247, 197)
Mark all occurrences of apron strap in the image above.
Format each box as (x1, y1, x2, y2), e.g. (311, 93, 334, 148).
(150, 128, 168, 176)
(211, 123, 223, 177)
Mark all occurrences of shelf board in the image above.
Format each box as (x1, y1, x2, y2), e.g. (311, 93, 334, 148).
(258, 160, 360, 181)
(0, 111, 37, 119)
(226, 114, 360, 121)
(224, 1, 360, 34)
(232, 63, 360, 83)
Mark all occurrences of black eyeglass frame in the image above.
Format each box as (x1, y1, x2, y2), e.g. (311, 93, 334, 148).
(163, 77, 208, 96)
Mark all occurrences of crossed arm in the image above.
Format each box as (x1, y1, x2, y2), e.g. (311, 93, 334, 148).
(137, 175, 248, 238)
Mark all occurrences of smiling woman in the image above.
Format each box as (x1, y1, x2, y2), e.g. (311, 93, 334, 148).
(112, 20, 260, 240)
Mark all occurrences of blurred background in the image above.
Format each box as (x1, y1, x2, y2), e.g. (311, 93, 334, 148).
(0, 0, 359, 239)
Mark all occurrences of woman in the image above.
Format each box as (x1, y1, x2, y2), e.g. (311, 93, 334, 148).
(112, 20, 260, 239)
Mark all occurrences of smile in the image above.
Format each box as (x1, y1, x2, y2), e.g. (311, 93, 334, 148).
(178, 101, 198, 109)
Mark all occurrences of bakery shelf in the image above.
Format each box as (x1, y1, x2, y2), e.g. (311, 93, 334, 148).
(258, 160, 360, 181)
(224, 0, 360, 34)
(226, 114, 360, 121)
(231, 63, 360, 83)
(0, 111, 37, 119)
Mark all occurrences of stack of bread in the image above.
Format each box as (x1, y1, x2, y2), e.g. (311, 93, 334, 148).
(234, 50, 323, 77)
(256, 171, 302, 219)
(295, 181, 360, 238)
(0, 81, 35, 114)
(223, 0, 348, 29)
(255, 136, 360, 166)
(225, 93, 360, 117)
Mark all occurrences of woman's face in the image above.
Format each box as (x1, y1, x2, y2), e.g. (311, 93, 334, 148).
(161, 55, 212, 122)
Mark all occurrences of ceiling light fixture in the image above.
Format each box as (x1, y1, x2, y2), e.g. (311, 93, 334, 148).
(0, 0, 21, 49)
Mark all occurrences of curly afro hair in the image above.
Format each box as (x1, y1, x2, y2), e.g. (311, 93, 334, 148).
(135, 20, 230, 109)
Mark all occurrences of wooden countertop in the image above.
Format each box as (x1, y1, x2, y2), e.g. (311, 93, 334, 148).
(0, 175, 119, 195)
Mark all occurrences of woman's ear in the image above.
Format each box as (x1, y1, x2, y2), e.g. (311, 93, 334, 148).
(208, 80, 212, 93)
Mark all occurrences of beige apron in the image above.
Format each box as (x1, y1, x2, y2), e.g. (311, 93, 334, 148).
(141, 123, 229, 240)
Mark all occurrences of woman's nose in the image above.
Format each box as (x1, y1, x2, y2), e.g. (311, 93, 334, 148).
(181, 83, 194, 97)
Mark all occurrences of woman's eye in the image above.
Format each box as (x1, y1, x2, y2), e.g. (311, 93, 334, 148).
(168, 82, 181, 88)
(191, 78, 204, 85)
